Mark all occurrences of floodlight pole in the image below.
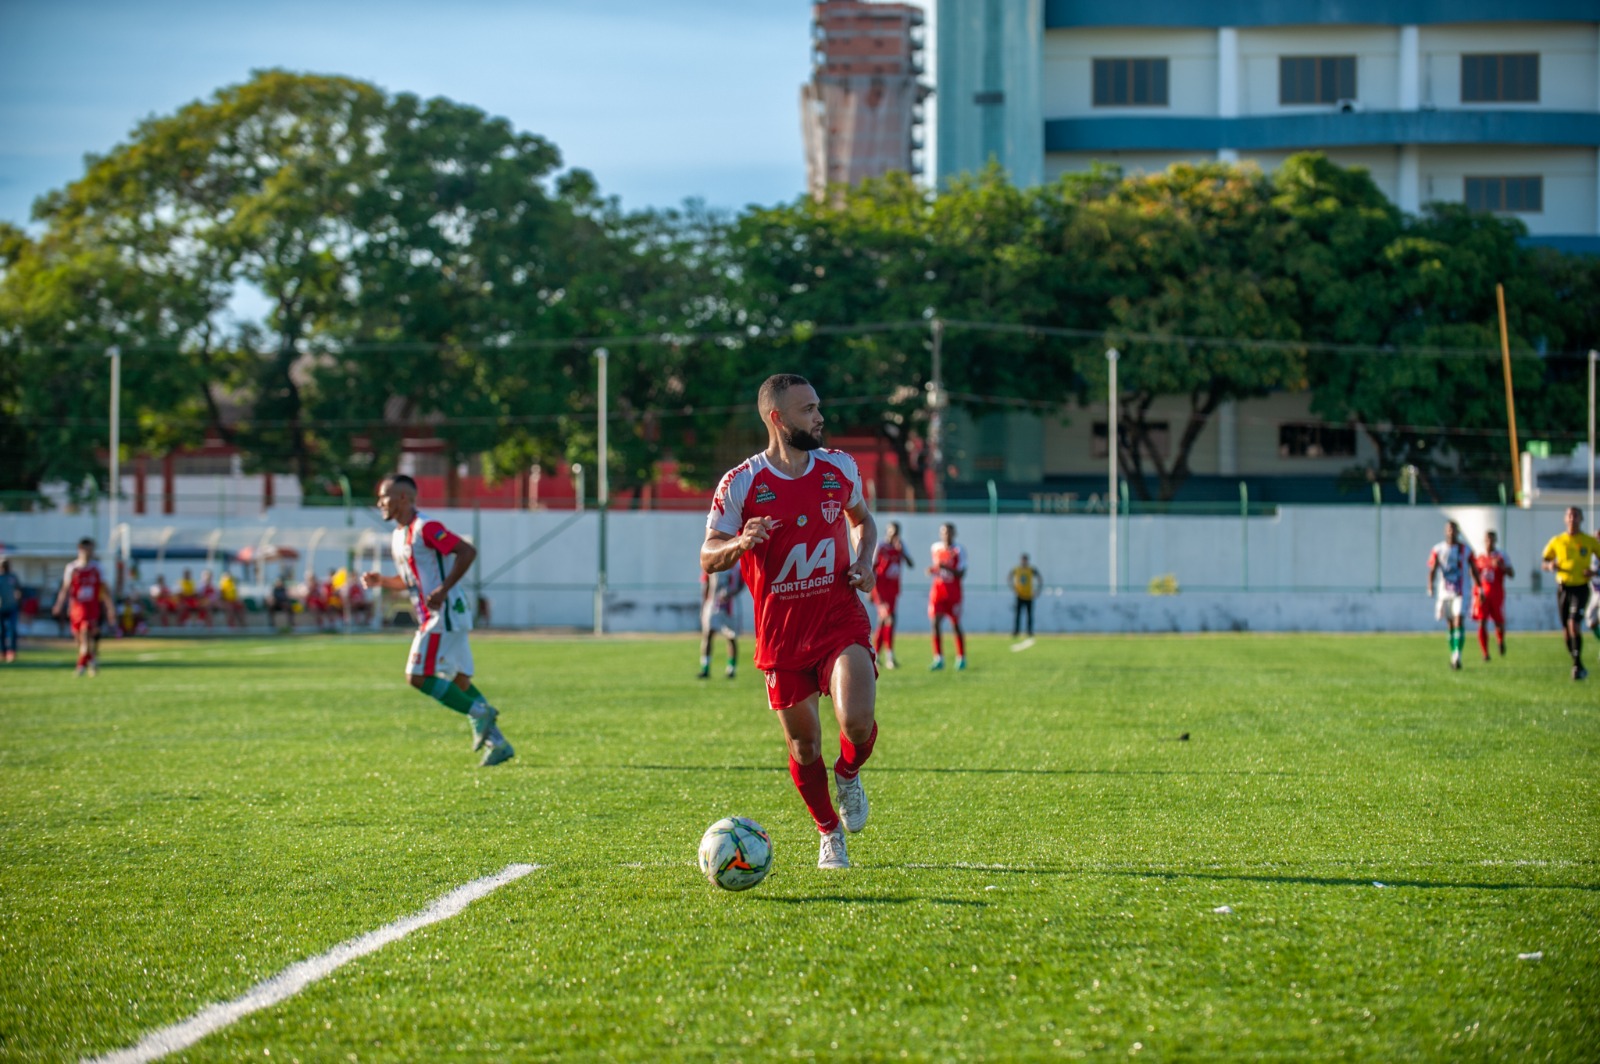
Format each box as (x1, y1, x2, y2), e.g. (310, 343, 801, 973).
(594, 348, 609, 636)
(107, 345, 121, 591)
(927, 319, 946, 508)
(1589, 349, 1596, 521)
(1107, 348, 1119, 595)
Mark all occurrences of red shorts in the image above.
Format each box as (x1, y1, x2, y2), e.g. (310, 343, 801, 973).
(69, 604, 101, 634)
(763, 636, 877, 712)
(871, 581, 900, 609)
(1473, 593, 1505, 626)
(929, 596, 962, 621)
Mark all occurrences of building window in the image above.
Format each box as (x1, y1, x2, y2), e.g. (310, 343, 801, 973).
(1278, 423, 1356, 459)
(1279, 56, 1356, 105)
(1465, 176, 1543, 213)
(1092, 58, 1169, 107)
(1092, 421, 1169, 459)
(1461, 53, 1538, 103)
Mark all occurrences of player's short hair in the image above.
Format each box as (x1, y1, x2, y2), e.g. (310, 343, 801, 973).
(886, 521, 900, 535)
(940, 522, 955, 535)
(383, 474, 418, 494)
(757, 374, 812, 419)
(78, 537, 94, 549)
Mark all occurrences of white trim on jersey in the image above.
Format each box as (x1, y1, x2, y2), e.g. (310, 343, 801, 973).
(707, 450, 864, 538)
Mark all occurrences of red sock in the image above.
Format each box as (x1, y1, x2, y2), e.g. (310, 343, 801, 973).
(77, 652, 88, 668)
(789, 756, 839, 834)
(1477, 625, 1489, 656)
(834, 722, 878, 780)
(885, 623, 894, 651)
(955, 632, 966, 657)
(932, 631, 943, 657)
(874, 625, 886, 654)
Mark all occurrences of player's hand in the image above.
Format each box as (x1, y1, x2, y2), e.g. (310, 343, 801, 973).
(361, 570, 382, 589)
(737, 517, 778, 552)
(847, 559, 874, 593)
(426, 587, 447, 610)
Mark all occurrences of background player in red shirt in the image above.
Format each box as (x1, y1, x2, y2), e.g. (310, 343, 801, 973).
(1472, 529, 1514, 660)
(870, 520, 905, 669)
(53, 537, 111, 676)
(927, 522, 968, 670)
(702, 373, 881, 870)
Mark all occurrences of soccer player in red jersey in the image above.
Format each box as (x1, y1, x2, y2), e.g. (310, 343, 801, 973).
(870, 520, 905, 669)
(53, 537, 111, 676)
(362, 474, 515, 767)
(1471, 529, 1515, 660)
(702, 374, 880, 870)
(927, 522, 968, 670)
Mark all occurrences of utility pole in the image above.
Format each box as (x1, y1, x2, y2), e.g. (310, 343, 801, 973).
(107, 345, 121, 590)
(1107, 348, 1118, 595)
(594, 348, 609, 636)
(926, 319, 946, 508)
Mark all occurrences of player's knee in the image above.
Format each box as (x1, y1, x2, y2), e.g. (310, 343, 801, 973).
(407, 673, 427, 689)
(788, 736, 823, 764)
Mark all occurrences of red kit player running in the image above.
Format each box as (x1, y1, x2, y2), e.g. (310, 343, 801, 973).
(871, 521, 905, 669)
(927, 522, 967, 670)
(53, 537, 111, 676)
(1472, 529, 1515, 660)
(702, 373, 881, 870)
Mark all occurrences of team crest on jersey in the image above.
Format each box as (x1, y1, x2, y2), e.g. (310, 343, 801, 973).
(821, 472, 841, 490)
(821, 500, 842, 524)
(755, 484, 777, 504)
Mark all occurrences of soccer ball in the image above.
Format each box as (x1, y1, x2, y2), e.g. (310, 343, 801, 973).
(697, 816, 773, 891)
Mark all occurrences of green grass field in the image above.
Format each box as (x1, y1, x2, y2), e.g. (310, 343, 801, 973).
(1, 631, 1597, 1062)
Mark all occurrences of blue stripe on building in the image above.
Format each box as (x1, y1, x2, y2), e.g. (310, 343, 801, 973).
(1046, 111, 1600, 152)
(1045, 0, 1599, 29)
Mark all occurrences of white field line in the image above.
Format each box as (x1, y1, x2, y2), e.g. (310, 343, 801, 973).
(1009, 638, 1035, 652)
(83, 863, 539, 1064)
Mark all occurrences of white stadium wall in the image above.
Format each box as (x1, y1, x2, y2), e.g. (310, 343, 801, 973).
(0, 503, 1576, 636)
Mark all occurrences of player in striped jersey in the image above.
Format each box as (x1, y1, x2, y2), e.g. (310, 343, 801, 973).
(362, 475, 515, 766)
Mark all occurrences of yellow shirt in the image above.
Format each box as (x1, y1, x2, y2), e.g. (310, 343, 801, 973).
(1010, 566, 1040, 601)
(178, 577, 196, 597)
(1542, 532, 1600, 587)
(219, 574, 238, 603)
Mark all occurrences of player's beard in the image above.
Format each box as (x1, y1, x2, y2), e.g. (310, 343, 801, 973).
(780, 421, 824, 451)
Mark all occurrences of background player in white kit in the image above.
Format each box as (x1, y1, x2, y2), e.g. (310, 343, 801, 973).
(1426, 520, 1477, 671)
(362, 474, 515, 766)
(699, 567, 743, 679)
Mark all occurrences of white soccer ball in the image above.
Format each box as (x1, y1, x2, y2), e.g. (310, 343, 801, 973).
(697, 816, 773, 891)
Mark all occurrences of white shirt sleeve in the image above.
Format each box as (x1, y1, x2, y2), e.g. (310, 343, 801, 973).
(827, 450, 865, 509)
(708, 463, 752, 537)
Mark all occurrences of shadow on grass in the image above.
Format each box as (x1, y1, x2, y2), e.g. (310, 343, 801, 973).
(2, 659, 265, 670)
(755, 895, 987, 907)
(891, 863, 1600, 893)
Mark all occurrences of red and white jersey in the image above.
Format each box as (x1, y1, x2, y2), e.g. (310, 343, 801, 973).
(873, 541, 905, 587)
(390, 511, 472, 634)
(707, 449, 870, 671)
(1474, 549, 1510, 602)
(61, 559, 105, 606)
(929, 542, 966, 603)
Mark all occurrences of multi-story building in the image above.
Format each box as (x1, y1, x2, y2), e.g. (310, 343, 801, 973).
(937, 0, 1600, 251)
(802, 0, 932, 200)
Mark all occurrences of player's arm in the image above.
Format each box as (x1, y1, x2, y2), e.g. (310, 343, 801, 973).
(1540, 539, 1559, 573)
(702, 518, 777, 574)
(426, 540, 476, 610)
(954, 546, 968, 580)
(362, 571, 408, 592)
(1502, 555, 1515, 580)
(844, 500, 877, 593)
(52, 569, 70, 615)
(1427, 552, 1438, 593)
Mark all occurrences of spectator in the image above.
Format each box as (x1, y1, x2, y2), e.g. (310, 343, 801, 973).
(151, 574, 180, 627)
(0, 558, 20, 663)
(197, 569, 219, 628)
(267, 575, 295, 631)
(301, 570, 329, 629)
(346, 577, 373, 626)
(177, 569, 204, 627)
(218, 570, 246, 628)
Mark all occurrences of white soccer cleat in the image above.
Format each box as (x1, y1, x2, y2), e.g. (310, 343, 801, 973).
(479, 726, 515, 767)
(818, 825, 851, 869)
(882, 648, 896, 670)
(836, 771, 868, 833)
(468, 700, 499, 751)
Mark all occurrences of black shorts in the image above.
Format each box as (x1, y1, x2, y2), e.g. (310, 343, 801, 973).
(1557, 584, 1591, 625)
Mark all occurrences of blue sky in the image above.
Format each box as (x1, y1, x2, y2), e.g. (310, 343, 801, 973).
(0, 0, 819, 227)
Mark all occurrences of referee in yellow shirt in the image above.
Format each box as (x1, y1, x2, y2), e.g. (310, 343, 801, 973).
(1009, 553, 1041, 639)
(1541, 506, 1600, 680)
